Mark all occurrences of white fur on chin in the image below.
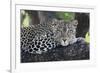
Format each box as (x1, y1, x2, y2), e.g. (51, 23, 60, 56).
(61, 40, 69, 46)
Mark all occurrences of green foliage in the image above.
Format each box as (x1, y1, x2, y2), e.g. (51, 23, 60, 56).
(85, 32, 90, 43)
(56, 12, 75, 21)
(22, 13, 30, 27)
(21, 10, 30, 27)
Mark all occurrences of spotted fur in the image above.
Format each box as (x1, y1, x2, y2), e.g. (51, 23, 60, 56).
(21, 25, 56, 54)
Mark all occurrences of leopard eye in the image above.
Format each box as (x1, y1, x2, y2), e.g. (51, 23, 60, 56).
(70, 30, 73, 33)
(52, 24, 57, 27)
(53, 24, 57, 26)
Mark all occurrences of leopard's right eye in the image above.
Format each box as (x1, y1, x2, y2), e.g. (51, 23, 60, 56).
(70, 30, 73, 32)
(52, 23, 57, 26)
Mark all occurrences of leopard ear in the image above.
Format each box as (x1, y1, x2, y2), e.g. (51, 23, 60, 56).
(72, 20, 78, 26)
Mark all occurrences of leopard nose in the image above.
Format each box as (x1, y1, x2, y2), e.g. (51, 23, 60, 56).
(63, 39, 67, 42)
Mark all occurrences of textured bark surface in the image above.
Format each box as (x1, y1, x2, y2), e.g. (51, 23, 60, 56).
(21, 40, 89, 63)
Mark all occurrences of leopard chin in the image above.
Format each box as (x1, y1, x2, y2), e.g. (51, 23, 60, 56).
(61, 40, 69, 46)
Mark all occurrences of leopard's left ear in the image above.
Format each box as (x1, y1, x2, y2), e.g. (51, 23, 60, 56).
(72, 20, 78, 26)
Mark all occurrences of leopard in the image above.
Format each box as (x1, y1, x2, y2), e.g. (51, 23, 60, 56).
(21, 19, 81, 54)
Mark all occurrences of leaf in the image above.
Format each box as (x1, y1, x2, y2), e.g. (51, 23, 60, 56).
(85, 32, 90, 43)
(22, 13, 30, 27)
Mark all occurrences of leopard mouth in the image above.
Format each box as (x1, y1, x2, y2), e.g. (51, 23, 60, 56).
(61, 40, 69, 46)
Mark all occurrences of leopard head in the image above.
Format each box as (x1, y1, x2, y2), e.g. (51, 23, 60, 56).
(49, 19, 78, 46)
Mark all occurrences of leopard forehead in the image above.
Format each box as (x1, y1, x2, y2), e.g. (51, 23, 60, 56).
(49, 19, 78, 32)
(51, 20, 78, 35)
